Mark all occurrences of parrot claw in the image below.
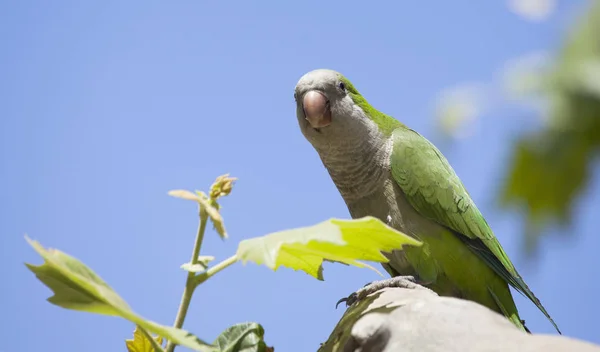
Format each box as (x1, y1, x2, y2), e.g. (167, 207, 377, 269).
(335, 276, 426, 309)
(335, 295, 355, 309)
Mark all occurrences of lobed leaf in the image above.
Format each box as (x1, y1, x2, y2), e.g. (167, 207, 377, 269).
(236, 217, 421, 280)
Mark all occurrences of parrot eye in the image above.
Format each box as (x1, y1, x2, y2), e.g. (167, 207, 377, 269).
(338, 82, 346, 91)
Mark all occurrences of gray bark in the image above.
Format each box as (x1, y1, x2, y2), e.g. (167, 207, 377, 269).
(318, 284, 599, 352)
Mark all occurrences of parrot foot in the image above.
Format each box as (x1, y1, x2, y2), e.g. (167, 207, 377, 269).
(335, 276, 424, 309)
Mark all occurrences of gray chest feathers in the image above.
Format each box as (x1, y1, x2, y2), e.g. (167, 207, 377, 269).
(311, 126, 443, 240)
(321, 149, 440, 241)
(317, 136, 392, 201)
(345, 177, 423, 237)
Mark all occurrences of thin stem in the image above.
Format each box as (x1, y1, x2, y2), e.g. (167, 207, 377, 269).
(193, 255, 238, 288)
(165, 210, 208, 352)
(190, 210, 209, 268)
(138, 325, 165, 352)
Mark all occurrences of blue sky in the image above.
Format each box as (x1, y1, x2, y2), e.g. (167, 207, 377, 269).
(2, 1, 599, 351)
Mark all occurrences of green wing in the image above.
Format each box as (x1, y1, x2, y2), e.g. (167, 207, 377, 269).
(390, 127, 560, 334)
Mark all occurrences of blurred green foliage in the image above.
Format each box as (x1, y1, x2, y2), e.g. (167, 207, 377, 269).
(500, 1, 600, 254)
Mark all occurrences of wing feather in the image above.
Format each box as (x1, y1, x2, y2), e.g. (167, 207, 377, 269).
(390, 127, 560, 333)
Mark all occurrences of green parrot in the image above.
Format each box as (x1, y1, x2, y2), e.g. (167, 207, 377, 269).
(293, 69, 560, 334)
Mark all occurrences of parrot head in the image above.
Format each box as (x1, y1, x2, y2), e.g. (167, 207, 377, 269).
(294, 69, 403, 151)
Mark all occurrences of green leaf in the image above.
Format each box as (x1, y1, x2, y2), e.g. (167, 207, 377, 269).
(126, 326, 164, 352)
(24, 236, 217, 352)
(181, 256, 216, 273)
(236, 216, 421, 280)
(499, 1, 600, 254)
(196, 191, 228, 240)
(168, 189, 228, 239)
(213, 322, 270, 352)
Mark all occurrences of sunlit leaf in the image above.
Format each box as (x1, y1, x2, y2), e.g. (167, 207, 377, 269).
(126, 326, 164, 352)
(236, 217, 421, 280)
(169, 188, 228, 239)
(213, 322, 270, 352)
(25, 237, 216, 352)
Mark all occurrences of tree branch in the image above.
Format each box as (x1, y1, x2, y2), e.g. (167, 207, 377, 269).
(319, 284, 600, 352)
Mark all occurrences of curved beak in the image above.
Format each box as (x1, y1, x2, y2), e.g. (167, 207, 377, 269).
(302, 90, 332, 128)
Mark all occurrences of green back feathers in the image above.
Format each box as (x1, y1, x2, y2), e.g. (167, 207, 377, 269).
(339, 75, 404, 136)
(389, 127, 561, 334)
